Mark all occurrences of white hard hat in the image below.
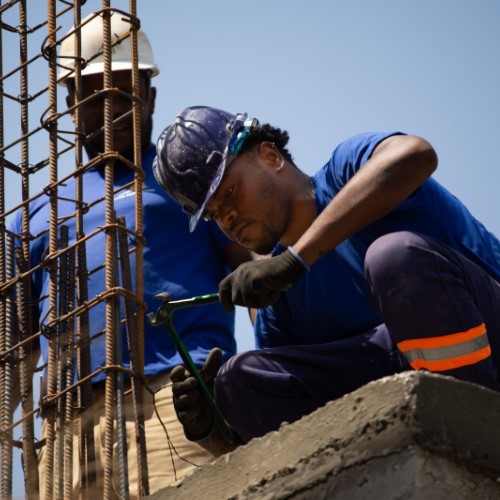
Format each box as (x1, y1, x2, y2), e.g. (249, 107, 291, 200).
(58, 11, 159, 85)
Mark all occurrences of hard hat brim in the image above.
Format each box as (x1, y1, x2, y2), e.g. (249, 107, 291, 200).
(188, 154, 230, 232)
(58, 61, 159, 85)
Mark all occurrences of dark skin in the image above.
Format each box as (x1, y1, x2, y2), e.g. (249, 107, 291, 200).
(66, 70, 156, 162)
(204, 142, 315, 255)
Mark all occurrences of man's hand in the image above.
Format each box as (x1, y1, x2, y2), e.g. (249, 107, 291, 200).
(171, 347, 222, 441)
(219, 249, 308, 312)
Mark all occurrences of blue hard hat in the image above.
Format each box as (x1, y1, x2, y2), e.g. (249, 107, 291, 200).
(153, 106, 258, 232)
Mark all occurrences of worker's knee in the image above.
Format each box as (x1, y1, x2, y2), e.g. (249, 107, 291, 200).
(214, 350, 263, 424)
(366, 231, 418, 275)
(215, 350, 259, 400)
(365, 231, 434, 290)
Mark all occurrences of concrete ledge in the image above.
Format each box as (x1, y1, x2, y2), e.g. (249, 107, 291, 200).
(150, 372, 500, 499)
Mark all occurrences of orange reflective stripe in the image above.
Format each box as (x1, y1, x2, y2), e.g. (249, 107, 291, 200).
(409, 345, 491, 372)
(398, 322, 492, 373)
(397, 323, 486, 352)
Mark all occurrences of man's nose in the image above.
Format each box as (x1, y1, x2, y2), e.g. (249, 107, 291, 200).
(219, 206, 236, 230)
(112, 95, 133, 117)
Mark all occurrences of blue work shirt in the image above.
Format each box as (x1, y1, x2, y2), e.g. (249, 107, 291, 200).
(256, 132, 500, 348)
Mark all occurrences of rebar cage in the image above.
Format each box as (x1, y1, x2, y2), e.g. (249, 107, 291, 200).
(0, 1, 150, 497)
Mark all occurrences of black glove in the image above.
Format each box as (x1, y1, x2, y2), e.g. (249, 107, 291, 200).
(171, 347, 222, 441)
(219, 248, 308, 312)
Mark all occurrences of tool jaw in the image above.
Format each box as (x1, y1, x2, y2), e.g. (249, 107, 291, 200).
(147, 292, 220, 327)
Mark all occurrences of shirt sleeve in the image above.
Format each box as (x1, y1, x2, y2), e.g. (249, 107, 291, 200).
(325, 131, 405, 190)
(333, 131, 433, 215)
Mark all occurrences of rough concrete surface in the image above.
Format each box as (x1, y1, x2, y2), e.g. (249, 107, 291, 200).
(150, 372, 500, 499)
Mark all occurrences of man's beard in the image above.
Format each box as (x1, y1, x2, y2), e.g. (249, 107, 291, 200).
(249, 174, 289, 255)
(251, 223, 282, 255)
(83, 113, 154, 164)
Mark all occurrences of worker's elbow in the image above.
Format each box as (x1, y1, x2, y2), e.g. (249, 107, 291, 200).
(412, 136, 438, 176)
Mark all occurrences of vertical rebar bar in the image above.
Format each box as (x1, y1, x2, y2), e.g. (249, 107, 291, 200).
(14, 247, 38, 498)
(18, 0, 39, 496)
(70, 3, 97, 496)
(101, 4, 119, 497)
(114, 216, 130, 499)
(126, 4, 149, 495)
(63, 232, 76, 499)
(117, 214, 150, 499)
(0, 235, 15, 498)
(42, 0, 61, 496)
(54, 227, 69, 499)
(76, 239, 96, 498)
(54, 225, 75, 498)
(0, 7, 13, 497)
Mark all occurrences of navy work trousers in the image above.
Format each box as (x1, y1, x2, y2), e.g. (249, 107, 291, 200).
(215, 232, 500, 443)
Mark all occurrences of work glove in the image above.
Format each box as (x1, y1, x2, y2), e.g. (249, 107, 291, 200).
(219, 248, 309, 312)
(171, 347, 222, 441)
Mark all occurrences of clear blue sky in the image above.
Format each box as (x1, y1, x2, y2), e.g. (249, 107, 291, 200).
(3, 0, 500, 496)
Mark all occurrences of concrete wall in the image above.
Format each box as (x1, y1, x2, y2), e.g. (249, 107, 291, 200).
(151, 372, 500, 499)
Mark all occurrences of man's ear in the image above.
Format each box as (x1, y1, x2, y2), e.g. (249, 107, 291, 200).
(259, 141, 284, 171)
(149, 86, 157, 114)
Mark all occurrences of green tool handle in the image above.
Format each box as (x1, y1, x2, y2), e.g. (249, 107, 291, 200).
(165, 316, 236, 444)
(162, 293, 220, 311)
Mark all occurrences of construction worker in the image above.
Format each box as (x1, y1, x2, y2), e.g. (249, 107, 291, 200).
(153, 105, 500, 445)
(10, 16, 249, 497)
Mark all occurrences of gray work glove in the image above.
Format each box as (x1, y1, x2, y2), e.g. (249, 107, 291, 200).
(171, 347, 222, 441)
(219, 249, 308, 312)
